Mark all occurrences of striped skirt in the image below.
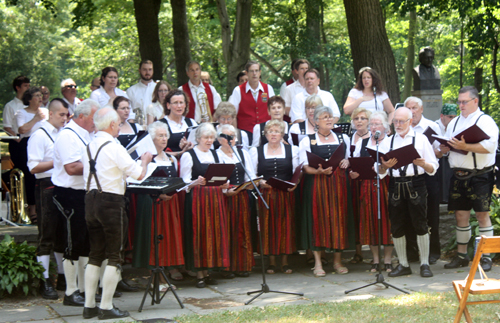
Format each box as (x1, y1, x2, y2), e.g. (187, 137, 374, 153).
(258, 188, 296, 256)
(184, 186, 230, 271)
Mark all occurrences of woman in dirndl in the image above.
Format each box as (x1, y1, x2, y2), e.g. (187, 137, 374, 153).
(180, 123, 230, 288)
(298, 106, 351, 277)
(350, 111, 393, 272)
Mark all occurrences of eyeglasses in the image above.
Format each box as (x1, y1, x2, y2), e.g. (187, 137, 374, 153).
(318, 116, 334, 121)
(266, 130, 282, 134)
(64, 85, 77, 89)
(457, 98, 474, 106)
(393, 118, 410, 125)
(219, 117, 233, 123)
(353, 117, 368, 121)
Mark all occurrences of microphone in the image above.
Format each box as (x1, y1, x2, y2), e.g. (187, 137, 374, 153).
(373, 86, 377, 94)
(374, 130, 381, 140)
(219, 133, 234, 143)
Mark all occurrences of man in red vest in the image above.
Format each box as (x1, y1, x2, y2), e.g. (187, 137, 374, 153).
(179, 61, 221, 123)
(228, 61, 276, 141)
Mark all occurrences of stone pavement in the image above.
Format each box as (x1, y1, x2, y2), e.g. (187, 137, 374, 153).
(1, 249, 498, 323)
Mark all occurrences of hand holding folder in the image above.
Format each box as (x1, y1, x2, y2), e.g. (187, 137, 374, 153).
(348, 157, 377, 180)
(431, 124, 490, 155)
(203, 163, 235, 186)
(306, 142, 346, 172)
(366, 144, 421, 169)
(267, 163, 304, 191)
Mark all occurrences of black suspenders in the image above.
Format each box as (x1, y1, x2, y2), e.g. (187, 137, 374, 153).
(389, 135, 418, 177)
(452, 114, 484, 170)
(86, 141, 112, 192)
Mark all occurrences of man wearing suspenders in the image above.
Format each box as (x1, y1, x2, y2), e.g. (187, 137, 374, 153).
(28, 99, 68, 299)
(52, 99, 98, 306)
(442, 86, 499, 272)
(82, 107, 152, 320)
(378, 107, 439, 278)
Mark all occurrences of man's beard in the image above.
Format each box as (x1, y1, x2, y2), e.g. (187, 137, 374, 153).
(141, 75, 152, 81)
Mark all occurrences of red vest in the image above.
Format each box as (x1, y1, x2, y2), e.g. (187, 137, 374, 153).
(285, 78, 294, 86)
(182, 82, 215, 120)
(236, 82, 271, 133)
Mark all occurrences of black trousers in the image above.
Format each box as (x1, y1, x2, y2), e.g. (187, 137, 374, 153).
(425, 174, 441, 258)
(53, 186, 90, 260)
(36, 178, 64, 255)
(85, 190, 128, 267)
(388, 176, 429, 238)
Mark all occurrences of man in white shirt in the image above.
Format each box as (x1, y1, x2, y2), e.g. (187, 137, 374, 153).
(407, 96, 443, 264)
(290, 69, 340, 123)
(441, 86, 499, 272)
(61, 78, 81, 116)
(379, 107, 439, 278)
(126, 60, 157, 125)
(82, 107, 152, 320)
(179, 61, 222, 123)
(283, 59, 309, 117)
(52, 99, 99, 307)
(28, 98, 68, 300)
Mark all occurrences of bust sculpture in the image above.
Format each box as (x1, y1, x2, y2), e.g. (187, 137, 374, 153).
(412, 47, 441, 91)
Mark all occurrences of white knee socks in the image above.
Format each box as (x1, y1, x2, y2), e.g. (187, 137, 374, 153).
(392, 236, 409, 267)
(417, 233, 430, 266)
(78, 256, 89, 293)
(63, 259, 79, 296)
(84, 264, 100, 308)
(37, 255, 50, 279)
(100, 266, 121, 310)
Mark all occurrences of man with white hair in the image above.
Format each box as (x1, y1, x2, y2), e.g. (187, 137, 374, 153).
(61, 78, 81, 116)
(406, 96, 443, 264)
(52, 99, 99, 306)
(82, 107, 152, 320)
(378, 107, 439, 278)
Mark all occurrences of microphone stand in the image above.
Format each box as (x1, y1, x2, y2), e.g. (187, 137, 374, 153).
(345, 135, 409, 295)
(229, 142, 304, 305)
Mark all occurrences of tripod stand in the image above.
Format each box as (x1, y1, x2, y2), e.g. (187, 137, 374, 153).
(228, 143, 303, 305)
(345, 133, 409, 295)
(138, 195, 184, 312)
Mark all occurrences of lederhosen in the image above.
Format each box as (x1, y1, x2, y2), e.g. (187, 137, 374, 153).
(35, 128, 64, 256)
(53, 128, 90, 261)
(85, 140, 128, 267)
(160, 117, 193, 152)
(258, 121, 290, 147)
(387, 135, 428, 238)
(117, 122, 138, 148)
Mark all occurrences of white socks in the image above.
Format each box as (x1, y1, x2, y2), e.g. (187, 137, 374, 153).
(100, 266, 121, 310)
(63, 259, 79, 296)
(84, 264, 100, 308)
(78, 256, 89, 293)
(456, 225, 472, 246)
(54, 252, 64, 274)
(392, 236, 409, 267)
(37, 255, 50, 279)
(417, 234, 430, 266)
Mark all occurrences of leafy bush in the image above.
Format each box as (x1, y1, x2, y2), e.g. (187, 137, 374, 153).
(0, 234, 45, 298)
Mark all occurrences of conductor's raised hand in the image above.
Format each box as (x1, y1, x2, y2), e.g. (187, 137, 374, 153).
(140, 152, 153, 164)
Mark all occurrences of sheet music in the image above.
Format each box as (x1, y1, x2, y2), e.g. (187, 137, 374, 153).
(126, 163, 157, 184)
(128, 134, 157, 160)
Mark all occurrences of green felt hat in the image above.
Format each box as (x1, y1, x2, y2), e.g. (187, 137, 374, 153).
(441, 103, 458, 115)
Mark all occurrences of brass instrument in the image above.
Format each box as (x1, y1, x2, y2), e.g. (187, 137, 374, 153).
(197, 92, 213, 123)
(10, 168, 30, 224)
(133, 107, 145, 126)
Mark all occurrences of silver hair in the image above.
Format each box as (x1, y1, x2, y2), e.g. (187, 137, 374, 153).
(313, 105, 334, 123)
(148, 121, 170, 140)
(369, 111, 390, 133)
(404, 96, 423, 109)
(60, 78, 76, 88)
(94, 107, 119, 131)
(195, 122, 216, 142)
(75, 99, 100, 118)
(216, 124, 236, 138)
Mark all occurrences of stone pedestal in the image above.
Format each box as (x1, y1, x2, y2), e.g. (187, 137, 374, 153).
(411, 89, 443, 121)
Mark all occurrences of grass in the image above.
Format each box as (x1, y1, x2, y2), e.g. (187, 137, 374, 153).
(173, 292, 500, 323)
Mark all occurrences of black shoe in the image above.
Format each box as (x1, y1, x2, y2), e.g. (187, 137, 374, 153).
(444, 256, 470, 269)
(196, 278, 206, 288)
(420, 264, 433, 277)
(39, 279, 58, 300)
(83, 306, 99, 319)
(221, 272, 235, 279)
(204, 276, 218, 285)
(388, 264, 412, 277)
(116, 279, 138, 292)
(98, 306, 129, 320)
(429, 255, 439, 265)
(63, 290, 85, 306)
(56, 274, 66, 291)
(235, 271, 250, 277)
(480, 257, 493, 272)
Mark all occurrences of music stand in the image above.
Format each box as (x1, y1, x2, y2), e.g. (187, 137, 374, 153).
(138, 194, 184, 312)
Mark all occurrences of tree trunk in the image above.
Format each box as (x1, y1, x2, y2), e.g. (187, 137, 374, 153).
(170, 0, 191, 86)
(474, 50, 484, 111)
(305, 0, 326, 89)
(133, 0, 163, 80)
(402, 10, 416, 100)
(343, 0, 400, 104)
(216, 0, 253, 97)
(492, 41, 500, 95)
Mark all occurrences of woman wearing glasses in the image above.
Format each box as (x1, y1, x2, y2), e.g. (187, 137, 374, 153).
(350, 112, 393, 272)
(343, 67, 394, 124)
(146, 81, 173, 125)
(112, 96, 143, 147)
(288, 95, 323, 146)
(298, 106, 352, 276)
(90, 67, 128, 107)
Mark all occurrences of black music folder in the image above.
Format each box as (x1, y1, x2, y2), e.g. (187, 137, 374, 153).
(306, 142, 346, 171)
(233, 177, 264, 191)
(366, 144, 421, 169)
(203, 163, 235, 186)
(431, 124, 490, 155)
(291, 133, 300, 146)
(423, 126, 438, 144)
(267, 162, 304, 191)
(348, 157, 377, 180)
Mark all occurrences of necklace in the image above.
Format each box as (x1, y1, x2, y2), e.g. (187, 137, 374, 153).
(317, 131, 331, 140)
(356, 131, 369, 137)
(307, 118, 316, 129)
(269, 145, 281, 154)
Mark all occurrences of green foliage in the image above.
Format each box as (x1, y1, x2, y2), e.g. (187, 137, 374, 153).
(0, 234, 45, 298)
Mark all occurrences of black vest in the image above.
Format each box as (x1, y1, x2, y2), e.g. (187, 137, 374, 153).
(160, 117, 193, 152)
(257, 144, 293, 181)
(187, 149, 219, 180)
(308, 132, 344, 160)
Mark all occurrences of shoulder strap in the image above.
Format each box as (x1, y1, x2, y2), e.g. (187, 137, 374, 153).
(130, 122, 138, 134)
(86, 141, 112, 192)
(37, 127, 54, 143)
(210, 149, 219, 163)
(185, 118, 193, 127)
(452, 113, 485, 170)
(64, 127, 87, 145)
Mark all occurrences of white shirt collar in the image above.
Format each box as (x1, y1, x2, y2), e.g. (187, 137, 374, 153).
(395, 127, 416, 140)
(188, 80, 205, 90)
(460, 107, 482, 120)
(245, 81, 264, 93)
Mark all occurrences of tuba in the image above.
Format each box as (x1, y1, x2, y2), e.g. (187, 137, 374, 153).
(10, 168, 30, 224)
(197, 92, 213, 123)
